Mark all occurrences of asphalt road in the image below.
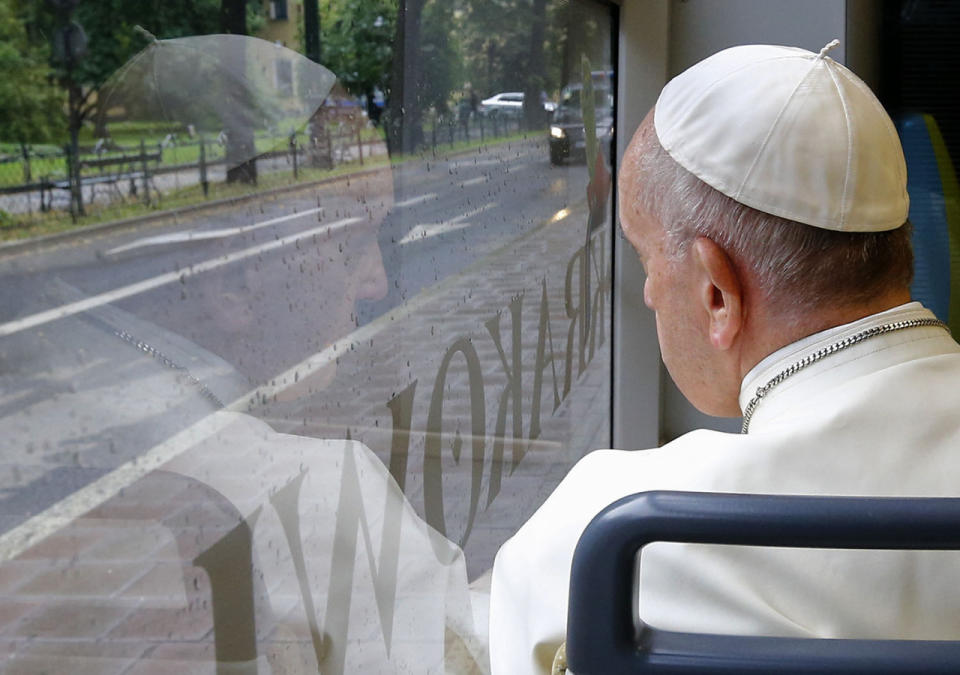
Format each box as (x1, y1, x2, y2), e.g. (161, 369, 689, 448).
(0, 137, 594, 534)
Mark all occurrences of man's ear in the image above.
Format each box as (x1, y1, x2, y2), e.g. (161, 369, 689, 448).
(691, 237, 743, 351)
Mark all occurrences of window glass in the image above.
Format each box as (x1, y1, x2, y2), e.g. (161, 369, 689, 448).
(0, 0, 614, 671)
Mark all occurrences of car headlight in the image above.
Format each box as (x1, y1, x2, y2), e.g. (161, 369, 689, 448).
(550, 126, 565, 139)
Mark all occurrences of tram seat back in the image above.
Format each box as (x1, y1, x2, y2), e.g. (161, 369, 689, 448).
(565, 491, 960, 674)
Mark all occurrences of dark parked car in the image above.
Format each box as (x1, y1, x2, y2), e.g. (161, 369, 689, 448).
(548, 83, 614, 165)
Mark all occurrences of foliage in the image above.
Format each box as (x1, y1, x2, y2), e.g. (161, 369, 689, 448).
(319, 0, 396, 100)
(320, 0, 459, 119)
(246, 1, 266, 35)
(454, 0, 610, 100)
(420, 0, 463, 113)
(317, 0, 611, 154)
(11, 0, 226, 137)
(456, 0, 540, 98)
(0, 0, 64, 145)
(1, 0, 611, 155)
(551, 0, 610, 89)
(69, 0, 223, 96)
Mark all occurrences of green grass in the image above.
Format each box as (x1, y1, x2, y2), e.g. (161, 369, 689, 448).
(0, 125, 388, 189)
(0, 154, 64, 186)
(79, 121, 183, 139)
(0, 129, 537, 243)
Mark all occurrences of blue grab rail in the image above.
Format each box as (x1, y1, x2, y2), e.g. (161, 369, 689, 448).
(565, 491, 960, 674)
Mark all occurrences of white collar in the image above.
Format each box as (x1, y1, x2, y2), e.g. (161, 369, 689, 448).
(738, 302, 950, 428)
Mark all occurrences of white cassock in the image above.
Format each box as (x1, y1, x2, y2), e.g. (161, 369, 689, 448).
(490, 302, 960, 675)
(162, 414, 489, 674)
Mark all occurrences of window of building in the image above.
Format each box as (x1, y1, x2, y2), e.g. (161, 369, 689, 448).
(275, 57, 293, 96)
(270, 0, 289, 21)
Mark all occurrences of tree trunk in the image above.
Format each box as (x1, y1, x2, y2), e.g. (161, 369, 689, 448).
(303, 0, 321, 63)
(220, 0, 257, 184)
(560, 0, 577, 87)
(67, 78, 84, 218)
(523, 0, 548, 130)
(386, 0, 425, 156)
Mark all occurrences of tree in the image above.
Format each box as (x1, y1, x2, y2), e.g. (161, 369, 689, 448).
(0, 0, 64, 155)
(386, 0, 425, 155)
(454, 0, 588, 109)
(557, 0, 609, 88)
(219, 0, 256, 183)
(20, 0, 225, 213)
(419, 0, 462, 115)
(456, 0, 525, 98)
(60, 0, 224, 126)
(35, 0, 230, 146)
(522, 0, 547, 129)
(320, 0, 396, 115)
(322, 0, 461, 154)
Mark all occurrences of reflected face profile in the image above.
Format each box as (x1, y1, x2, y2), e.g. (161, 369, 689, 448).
(187, 169, 392, 396)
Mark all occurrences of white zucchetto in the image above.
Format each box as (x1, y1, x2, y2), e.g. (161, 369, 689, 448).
(654, 41, 909, 232)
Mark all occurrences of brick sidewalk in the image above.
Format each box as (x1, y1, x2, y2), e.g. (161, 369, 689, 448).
(0, 193, 612, 674)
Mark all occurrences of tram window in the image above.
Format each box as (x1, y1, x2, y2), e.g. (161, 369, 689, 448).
(0, 0, 615, 672)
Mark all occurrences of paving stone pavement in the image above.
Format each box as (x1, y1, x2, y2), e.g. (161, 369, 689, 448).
(0, 193, 613, 674)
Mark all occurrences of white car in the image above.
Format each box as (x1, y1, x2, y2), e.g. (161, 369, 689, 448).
(479, 92, 525, 117)
(479, 92, 555, 118)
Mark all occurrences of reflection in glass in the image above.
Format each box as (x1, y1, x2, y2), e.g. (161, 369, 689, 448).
(0, 1, 615, 672)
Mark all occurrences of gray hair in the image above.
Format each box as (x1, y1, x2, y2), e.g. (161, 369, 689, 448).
(626, 119, 913, 315)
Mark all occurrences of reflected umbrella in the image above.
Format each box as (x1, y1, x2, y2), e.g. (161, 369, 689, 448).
(95, 29, 337, 171)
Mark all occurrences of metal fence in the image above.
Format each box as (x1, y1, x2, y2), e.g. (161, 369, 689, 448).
(0, 111, 532, 221)
(0, 123, 378, 218)
(426, 110, 527, 152)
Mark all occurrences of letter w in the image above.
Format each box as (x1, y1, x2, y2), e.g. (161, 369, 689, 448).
(269, 444, 404, 675)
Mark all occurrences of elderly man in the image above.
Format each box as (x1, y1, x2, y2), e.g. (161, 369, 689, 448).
(489, 42, 960, 674)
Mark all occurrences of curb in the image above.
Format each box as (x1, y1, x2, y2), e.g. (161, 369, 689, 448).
(0, 135, 543, 259)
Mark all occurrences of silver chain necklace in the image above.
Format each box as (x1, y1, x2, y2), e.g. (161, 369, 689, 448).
(114, 328, 225, 409)
(741, 318, 949, 434)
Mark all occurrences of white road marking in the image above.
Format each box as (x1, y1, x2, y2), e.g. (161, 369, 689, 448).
(449, 201, 496, 224)
(105, 206, 327, 256)
(398, 222, 472, 245)
(397, 201, 497, 245)
(395, 193, 438, 208)
(0, 217, 361, 338)
(451, 150, 537, 170)
(460, 176, 487, 187)
(451, 159, 502, 168)
(107, 229, 248, 254)
(0, 412, 238, 562)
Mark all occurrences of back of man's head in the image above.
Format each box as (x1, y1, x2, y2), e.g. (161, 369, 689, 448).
(624, 119, 914, 321)
(623, 42, 914, 324)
